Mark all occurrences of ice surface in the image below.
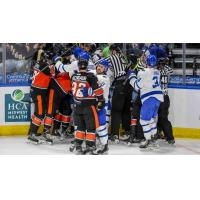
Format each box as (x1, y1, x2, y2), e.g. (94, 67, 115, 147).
(0, 136, 200, 155)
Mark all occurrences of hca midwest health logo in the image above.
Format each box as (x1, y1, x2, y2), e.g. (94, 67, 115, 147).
(5, 89, 31, 122)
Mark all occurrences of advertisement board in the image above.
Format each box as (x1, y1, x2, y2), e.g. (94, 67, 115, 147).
(0, 86, 31, 126)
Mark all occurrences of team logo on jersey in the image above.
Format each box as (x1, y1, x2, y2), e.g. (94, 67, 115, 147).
(5, 89, 31, 122)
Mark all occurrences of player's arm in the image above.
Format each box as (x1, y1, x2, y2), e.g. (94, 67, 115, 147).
(87, 74, 104, 98)
(164, 65, 173, 75)
(87, 73, 105, 110)
(55, 60, 75, 77)
(128, 70, 144, 91)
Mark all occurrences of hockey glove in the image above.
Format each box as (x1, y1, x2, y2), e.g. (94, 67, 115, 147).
(97, 99, 105, 111)
(82, 87, 88, 97)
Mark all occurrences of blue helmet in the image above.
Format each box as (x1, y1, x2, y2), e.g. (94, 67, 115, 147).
(157, 47, 167, 58)
(78, 51, 90, 62)
(146, 54, 157, 67)
(149, 44, 167, 59)
(73, 47, 84, 59)
(98, 59, 109, 72)
(78, 52, 90, 69)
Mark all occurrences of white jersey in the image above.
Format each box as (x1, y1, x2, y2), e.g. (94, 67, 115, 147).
(55, 60, 78, 78)
(55, 60, 94, 78)
(88, 70, 110, 103)
(129, 68, 164, 103)
(87, 59, 95, 70)
(97, 74, 110, 103)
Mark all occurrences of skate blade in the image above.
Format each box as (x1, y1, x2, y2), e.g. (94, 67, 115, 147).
(98, 151, 109, 155)
(38, 139, 53, 145)
(51, 137, 67, 144)
(127, 141, 140, 147)
(26, 139, 39, 145)
(139, 146, 154, 151)
(75, 151, 87, 155)
(139, 145, 160, 151)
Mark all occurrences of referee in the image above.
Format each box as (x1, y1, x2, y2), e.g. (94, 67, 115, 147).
(157, 58, 175, 144)
(107, 44, 133, 143)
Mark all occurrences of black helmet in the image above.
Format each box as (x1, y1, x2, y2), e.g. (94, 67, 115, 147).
(109, 43, 121, 53)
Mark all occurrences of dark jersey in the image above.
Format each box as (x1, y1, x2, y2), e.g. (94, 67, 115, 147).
(160, 65, 173, 95)
(71, 72, 104, 106)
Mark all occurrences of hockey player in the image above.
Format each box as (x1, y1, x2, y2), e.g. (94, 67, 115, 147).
(71, 52, 105, 154)
(126, 53, 146, 145)
(147, 45, 175, 144)
(27, 50, 54, 144)
(95, 60, 110, 154)
(128, 54, 164, 149)
(43, 56, 72, 142)
(88, 60, 110, 154)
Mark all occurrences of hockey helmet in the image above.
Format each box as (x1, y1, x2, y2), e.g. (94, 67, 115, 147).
(109, 43, 121, 53)
(73, 47, 84, 59)
(146, 54, 157, 67)
(98, 59, 109, 72)
(78, 52, 90, 69)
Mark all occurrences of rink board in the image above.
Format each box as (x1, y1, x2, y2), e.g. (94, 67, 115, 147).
(0, 86, 200, 139)
(0, 125, 200, 139)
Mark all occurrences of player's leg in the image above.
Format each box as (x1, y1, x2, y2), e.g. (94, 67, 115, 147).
(52, 112, 62, 137)
(84, 106, 99, 154)
(121, 91, 132, 141)
(28, 88, 46, 143)
(73, 105, 86, 154)
(129, 96, 144, 144)
(110, 85, 126, 143)
(60, 95, 72, 137)
(43, 86, 61, 143)
(158, 95, 175, 144)
(139, 98, 156, 149)
(148, 99, 161, 148)
(96, 107, 109, 154)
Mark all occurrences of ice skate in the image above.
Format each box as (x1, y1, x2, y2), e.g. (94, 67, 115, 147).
(39, 131, 53, 145)
(27, 133, 41, 144)
(150, 137, 160, 149)
(61, 129, 74, 140)
(75, 145, 86, 155)
(51, 129, 62, 141)
(165, 139, 176, 146)
(119, 131, 130, 141)
(84, 146, 97, 155)
(110, 135, 120, 144)
(96, 144, 109, 155)
(127, 137, 142, 146)
(69, 140, 76, 152)
(139, 139, 152, 150)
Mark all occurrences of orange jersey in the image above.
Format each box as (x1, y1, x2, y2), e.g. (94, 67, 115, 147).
(53, 72, 71, 93)
(32, 68, 51, 89)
